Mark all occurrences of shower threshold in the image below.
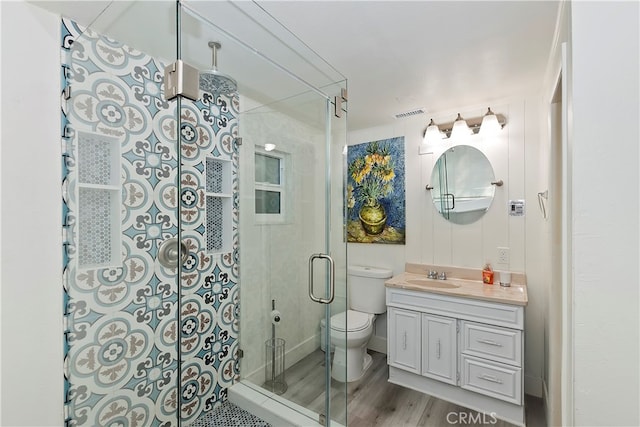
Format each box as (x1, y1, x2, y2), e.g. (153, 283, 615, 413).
(228, 381, 345, 427)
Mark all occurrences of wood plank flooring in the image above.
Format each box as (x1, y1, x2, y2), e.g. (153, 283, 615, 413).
(268, 349, 546, 427)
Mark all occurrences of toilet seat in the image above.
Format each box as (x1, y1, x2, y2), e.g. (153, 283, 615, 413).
(329, 310, 373, 332)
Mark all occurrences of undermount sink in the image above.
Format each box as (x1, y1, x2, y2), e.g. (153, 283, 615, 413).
(405, 278, 461, 289)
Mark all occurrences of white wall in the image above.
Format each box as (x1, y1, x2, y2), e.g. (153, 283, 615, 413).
(1, 2, 64, 425)
(348, 97, 548, 397)
(570, 2, 640, 425)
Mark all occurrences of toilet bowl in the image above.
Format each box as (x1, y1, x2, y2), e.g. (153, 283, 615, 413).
(321, 265, 392, 382)
(328, 310, 376, 382)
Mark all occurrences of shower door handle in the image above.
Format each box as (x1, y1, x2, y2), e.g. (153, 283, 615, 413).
(308, 253, 335, 304)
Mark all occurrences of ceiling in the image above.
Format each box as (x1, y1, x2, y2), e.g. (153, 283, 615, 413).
(33, 1, 560, 131)
(260, 1, 560, 130)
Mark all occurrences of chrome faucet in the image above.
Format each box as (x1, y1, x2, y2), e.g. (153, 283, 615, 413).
(427, 270, 447, 280)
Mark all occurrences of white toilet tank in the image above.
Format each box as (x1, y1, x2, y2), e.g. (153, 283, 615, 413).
(348, 265, 393, 314)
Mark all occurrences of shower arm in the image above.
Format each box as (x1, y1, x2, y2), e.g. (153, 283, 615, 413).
(208, 41, 220, 71)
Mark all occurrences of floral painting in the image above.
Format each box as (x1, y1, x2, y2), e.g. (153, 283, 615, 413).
(347, 136, 405, 244)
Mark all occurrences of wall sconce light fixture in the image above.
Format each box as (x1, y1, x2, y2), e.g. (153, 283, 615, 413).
(450, 113, 473, 140)
(423, 118, 445, 143)
(422, 107, 507, 147)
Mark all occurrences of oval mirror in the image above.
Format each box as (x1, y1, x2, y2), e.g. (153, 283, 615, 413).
(430, 145, 496, 225)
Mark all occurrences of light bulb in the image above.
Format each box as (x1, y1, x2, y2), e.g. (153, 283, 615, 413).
(423, 119, 444, 144)
(450, 113, 472, 140)
(480, 107, 501, 137)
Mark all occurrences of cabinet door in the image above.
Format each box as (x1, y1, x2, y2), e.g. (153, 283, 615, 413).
(388, 307, 421, 374)
(422, 313, 457, 385)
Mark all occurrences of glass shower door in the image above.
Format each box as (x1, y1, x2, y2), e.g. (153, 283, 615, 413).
(176, 2, 348, 425)
(238, 87, 348, 426)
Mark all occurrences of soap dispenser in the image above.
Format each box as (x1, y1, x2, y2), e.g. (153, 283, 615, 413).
(482, 262, 494, 285)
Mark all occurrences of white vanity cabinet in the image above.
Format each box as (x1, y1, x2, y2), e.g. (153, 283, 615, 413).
(386, 286, 526, 426)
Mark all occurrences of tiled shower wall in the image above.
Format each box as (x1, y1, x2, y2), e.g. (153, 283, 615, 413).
(61, 18, 239, 426)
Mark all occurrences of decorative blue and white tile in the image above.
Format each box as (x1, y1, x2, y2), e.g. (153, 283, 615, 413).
(62, 17, 240, 425)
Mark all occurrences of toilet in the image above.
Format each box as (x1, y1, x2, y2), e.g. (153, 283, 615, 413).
(321, 265, 392, 382)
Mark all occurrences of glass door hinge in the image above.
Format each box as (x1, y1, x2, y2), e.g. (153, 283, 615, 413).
(333, 88, 348, 118)
(237, 348, 244, 358)
(164, 60, 200, 101)
(319, 413, 326, 425)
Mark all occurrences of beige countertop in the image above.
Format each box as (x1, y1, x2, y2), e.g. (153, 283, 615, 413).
(386, 271, 528, 306)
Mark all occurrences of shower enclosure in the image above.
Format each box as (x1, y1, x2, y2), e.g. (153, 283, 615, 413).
(62, 1, 347, 426)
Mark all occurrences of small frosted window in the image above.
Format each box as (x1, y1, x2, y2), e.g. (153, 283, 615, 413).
(255, 153, 281, 185)
(255, 149, 286, 222)
(255, 190, 281, 214)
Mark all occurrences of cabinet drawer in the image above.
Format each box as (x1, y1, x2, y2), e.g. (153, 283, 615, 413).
(461, 355, 522, 405)
(461, 321, 522, 366)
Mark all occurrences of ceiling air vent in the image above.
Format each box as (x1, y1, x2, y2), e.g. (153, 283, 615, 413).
(394, 108, 426, 119)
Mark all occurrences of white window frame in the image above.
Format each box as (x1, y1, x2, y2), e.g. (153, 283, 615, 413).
(255, 147, 287, 224)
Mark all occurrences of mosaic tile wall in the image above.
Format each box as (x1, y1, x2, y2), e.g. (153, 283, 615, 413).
(61, 18, 239, 426)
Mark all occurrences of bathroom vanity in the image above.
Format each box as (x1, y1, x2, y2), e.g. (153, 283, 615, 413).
(386, 264, 528, 426)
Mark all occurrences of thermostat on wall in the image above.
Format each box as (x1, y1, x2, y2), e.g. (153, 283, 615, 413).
(509, 200, 525, 216)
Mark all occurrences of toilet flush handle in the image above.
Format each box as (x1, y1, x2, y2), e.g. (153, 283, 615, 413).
(308, 253, 335, 304)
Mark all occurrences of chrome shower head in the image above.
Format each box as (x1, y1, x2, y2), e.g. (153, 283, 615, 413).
(199, 41, 237, 96)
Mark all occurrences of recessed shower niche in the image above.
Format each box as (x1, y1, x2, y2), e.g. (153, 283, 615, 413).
(76, 131, 121, 269)
(205, 156, 232, 254)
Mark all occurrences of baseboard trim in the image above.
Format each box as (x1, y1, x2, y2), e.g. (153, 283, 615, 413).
(244, 335, 318, 384)
(367, 336, 387, 354)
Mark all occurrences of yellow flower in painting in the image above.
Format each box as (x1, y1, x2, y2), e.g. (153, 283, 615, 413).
(348, 140, 395, 207)
(380, 168, 395, 182)
(354, 162, 372, 184)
